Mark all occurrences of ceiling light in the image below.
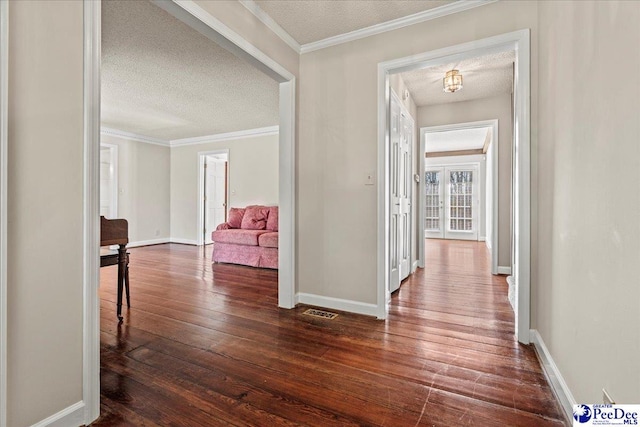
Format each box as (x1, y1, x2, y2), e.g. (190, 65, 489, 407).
(443, 69, 463, 93)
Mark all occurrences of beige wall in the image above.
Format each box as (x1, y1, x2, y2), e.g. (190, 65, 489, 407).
(101, 135, 171, 244)
(418, 94, 513, 267)
(170, 134, 279, 242)
(193, 0, 299, 78)
(7, 1, 84, 426)
(536, 1, 640, 404)
(298, 1, 537, 304)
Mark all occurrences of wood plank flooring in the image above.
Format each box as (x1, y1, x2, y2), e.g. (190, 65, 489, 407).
(93, 240, 566, 426)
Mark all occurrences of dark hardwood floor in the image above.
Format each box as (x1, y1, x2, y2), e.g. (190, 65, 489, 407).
(93, 240, 566, 426)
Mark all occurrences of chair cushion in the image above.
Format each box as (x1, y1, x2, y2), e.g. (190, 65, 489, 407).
(211, 229, 268, 246)
(227, 208, 245, 228)
(258, 232, 278, 248)
(266, 206, 278, 231)
(241, 206, 269, 230)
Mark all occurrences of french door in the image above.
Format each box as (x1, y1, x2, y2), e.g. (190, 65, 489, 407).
(425, 166, 478, 241)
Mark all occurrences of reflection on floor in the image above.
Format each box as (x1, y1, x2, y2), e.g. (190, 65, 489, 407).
(93, 241, 566, 426)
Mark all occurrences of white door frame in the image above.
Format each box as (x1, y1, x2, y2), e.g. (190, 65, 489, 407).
(419, 119, 499, 274)
(82, 0, 297, 424)
(0, 1, 7, 425)
(377, 29, 530, 345)
(196, 149, 229, 246)
(100, 143, 119, 219)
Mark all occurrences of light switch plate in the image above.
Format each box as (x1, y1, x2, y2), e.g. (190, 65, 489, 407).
(365, 172, 375, 186)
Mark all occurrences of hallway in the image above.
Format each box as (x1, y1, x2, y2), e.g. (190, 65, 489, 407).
(94, 241, 565, 426)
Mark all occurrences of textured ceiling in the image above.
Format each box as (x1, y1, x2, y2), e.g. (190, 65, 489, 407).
(401, 51, 515, 107)
(426, 127, 489, 153)
(254, 0, 453, 45)
(101, 0, 279, 141)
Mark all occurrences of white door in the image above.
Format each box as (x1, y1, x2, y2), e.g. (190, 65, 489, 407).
(390, 95, 413, 293)
(425, 168, 444, 238)
(399, 112, 413, 281)
(100, 145, 117, 219)
(204, 158, 227, 244)
(444, 167, 478, 241)
(425, 166, 479, 241)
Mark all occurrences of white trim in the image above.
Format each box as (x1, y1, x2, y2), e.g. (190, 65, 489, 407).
(296, 293, 378, 318)
(196, 149, 230, 246)
(378, 30, 530, 345)
(169, 237, 198, 246)
(497, 266, 511, 275)
(277, 79, 296, 309)
(128, 238, 171, 248)
(0, 0, 7, 425)
(530, 330, 575, 423)
(301, 0, 498, 54)
(31, 401, 85, 427)
(411, 260, 419, 273)
(100, 126, 169, 146)
(101, 126, 280, 148)
(83, 0, 101, 424)
(171, 126, 278, 147)
(238, 0, 300, 54)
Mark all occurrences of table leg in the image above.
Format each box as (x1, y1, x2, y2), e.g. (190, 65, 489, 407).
(117, 244, 126, 322)
(125, 252, 130, 308)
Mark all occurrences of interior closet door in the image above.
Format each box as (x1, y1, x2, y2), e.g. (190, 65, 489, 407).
(390, 94, 414, 293)
(389, 95, 402, 292)
(398, 111, 413, 281)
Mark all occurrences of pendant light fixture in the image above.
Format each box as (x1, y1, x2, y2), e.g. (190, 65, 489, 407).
(443, 69, 463, 93)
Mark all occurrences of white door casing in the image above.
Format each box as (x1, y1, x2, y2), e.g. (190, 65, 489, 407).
(84, 1, 298, 424)
(377, 30, 530, 346)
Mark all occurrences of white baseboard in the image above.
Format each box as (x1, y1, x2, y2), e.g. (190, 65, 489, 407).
(169, 238, 198, 246)
(479, 236, 486, 242)
(127, 238, 170, 248)
(296, 293, 378, 317)
(506, 275, 515, 311)
(485, 240, 492, 250)
(530, 329, 575, 424)
(31, 401, 84, 427)
(412, 260, 419, 273)
(497, 266, 511, 275)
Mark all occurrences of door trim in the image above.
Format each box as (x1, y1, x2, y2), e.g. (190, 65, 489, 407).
(197, 150, 229, 246)
(419, 119, 499, 274)
(377, 29, 530, 345)
(83, 0, 298, 424)
(0, 0, 8, 424)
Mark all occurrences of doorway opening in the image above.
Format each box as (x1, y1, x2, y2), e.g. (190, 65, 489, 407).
(83, 0, 297, 423)
(421, 120, 500, 275)
(377, 30, 530, 345)
(197, 151, 229, 246)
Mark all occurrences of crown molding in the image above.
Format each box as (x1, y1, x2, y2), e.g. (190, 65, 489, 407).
(100, 127, 170, 146)
(300, 0, 499, 54)
(170, 126, 279, 147)
(238, 0, 301, 54)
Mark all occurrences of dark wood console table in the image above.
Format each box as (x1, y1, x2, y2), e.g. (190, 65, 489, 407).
(100, 216, 130, 322)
